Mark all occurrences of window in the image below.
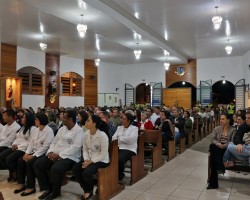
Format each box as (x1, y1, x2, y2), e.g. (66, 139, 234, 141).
(61, 72, 83, 96)
(18, 67, 44, 95)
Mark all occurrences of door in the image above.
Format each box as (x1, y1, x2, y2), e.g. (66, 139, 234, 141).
(200, 80, 212, 107)
(151, 82, 162, 107)
(125, 83, 134, 106)
(235, 79, 245, 111)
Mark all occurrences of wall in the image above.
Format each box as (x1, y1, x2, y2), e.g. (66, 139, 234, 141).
(16, 47, 45, 73)
(197, 56, 243, 86)
(242, 51, 250, 85)
(59, 96, 84, 108)
(22, 95, 45, 110)
(60, 56, 84, 77)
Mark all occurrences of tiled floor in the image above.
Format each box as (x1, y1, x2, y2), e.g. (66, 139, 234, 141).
(1, 139, 250, 200)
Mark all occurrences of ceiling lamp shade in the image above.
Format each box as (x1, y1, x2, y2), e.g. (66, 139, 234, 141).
(164, 62, 170, 70)
(134, 49, 141, 59)
(77, 14, 87, 38)
(212, 6, 223, 30)
(95, 58, 100, 66)
(39, 42, 47, 51)
(225, 39, 233, 54)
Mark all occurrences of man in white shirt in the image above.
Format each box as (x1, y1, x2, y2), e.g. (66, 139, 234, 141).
(150, 106, 161, 126)
(34, 109, 84, 200)
(0, 110, 20, 156)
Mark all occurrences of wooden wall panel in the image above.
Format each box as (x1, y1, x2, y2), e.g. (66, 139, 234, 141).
(166, 59, 196, 88)
(45, 53, 60, 108)
(0, 44, 17, 76)
(84, 60, 97, 106)
(163, 88, 191, 109)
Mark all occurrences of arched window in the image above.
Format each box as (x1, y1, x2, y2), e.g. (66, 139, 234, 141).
(61, 72, 83, 96)
(17, 67, 44, 95)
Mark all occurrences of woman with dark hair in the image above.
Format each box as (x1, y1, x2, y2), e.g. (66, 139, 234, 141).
(112, 113, 138, 181)
(207, 113, 236, 189)
(72, 115, 109, 200)
(78, 110, 89, 131)
(0, 112, 36, 181)
(13, 113, 54, 196)
(133, 109, 141, 127)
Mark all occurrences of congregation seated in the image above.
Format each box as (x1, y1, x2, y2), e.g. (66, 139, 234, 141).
(99, 111, 117, 137)
(207, 113, 236, 189)
(110, 108, 122, 128)
(0, 112, 36, 182)
(112, 113, 138, 181)
(223, 112, 250, 168)
(172, 108, 185, 141)
(33, 109, 83, 200)
(72, 115, 109, 200)
(14, 113, 54, 196)
(184, 110, 192, 136)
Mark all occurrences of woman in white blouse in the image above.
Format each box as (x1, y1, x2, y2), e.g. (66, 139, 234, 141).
(72, 115, 109, 200)
(0, 112, 36, 181)
(14, 113, 54, 196)
(112, 113, 138, 181)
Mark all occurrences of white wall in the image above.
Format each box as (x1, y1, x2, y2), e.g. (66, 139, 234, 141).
(59, 96, 84, 108)
(98, 62, 165, 105)
(242, 51, 250, 85)
(60, 56, 84, 77)
(16, 47, 45, 73)
(197, 56, 244, 86)
(22, 95, 45, 110)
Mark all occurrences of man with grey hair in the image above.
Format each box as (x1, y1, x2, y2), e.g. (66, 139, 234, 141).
(99, 111, 117, 137)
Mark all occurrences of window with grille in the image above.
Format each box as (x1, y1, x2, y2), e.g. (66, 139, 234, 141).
(18, 67, 44, 95)
(61, 72, 83, 96)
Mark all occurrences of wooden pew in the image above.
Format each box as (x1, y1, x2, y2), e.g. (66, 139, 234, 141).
(207, 154, 250, 183)
(187, 130, 193, 148)
(130, 132, 148, 185)
(98, 140, 121, 200)
(144, 130, 165, 171)
(194, 119, 199, 144)
(0, 192, 4, 200)
(179, 136, 186, 154)
(168, 140, 176, 161)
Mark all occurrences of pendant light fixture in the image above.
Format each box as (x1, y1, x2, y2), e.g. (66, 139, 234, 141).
(212, 6, 223, 30)
(164, 62, 170, 70)
(77, 14, 87, 38)
(225, 39, 233, 55)
(134, 43, 142, 60)
(39, 42, 47, 51)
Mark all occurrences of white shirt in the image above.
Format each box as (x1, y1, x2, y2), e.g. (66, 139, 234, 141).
(0, 124, 3, 134)
(26, 125, 54, 157)
(12, 126, 36, 152)
(83, 129, 109, 163)
(47, 124, 84, 162)
(112, 125, 138, 154)
(150, 113, 160, 126)
(0, 121, 21, 147)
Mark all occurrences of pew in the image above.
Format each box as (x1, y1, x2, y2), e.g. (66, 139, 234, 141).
(179, 136, 186, 154)
(97, 140, 122, 200)
(130, 132, 148, 185)
(187, 130, 193, 148)
(207, 154, 250, 183)
(167, 140, 176, 161)
(0, 192, 3, 200)
(144, 130, 165, 171)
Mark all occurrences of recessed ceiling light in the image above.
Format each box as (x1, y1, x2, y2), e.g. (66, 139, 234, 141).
(164, 31, 168, 40)
(134, 12, 139, 19)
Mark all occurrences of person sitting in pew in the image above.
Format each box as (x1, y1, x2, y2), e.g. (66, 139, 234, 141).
(223, 112, 250, 167)
(207, 113, 236, 189)
(14, 113, 54, 196)
(112, 113, 138, 181)
(138, 111, 153, 130)
(72, 115, 109, 200)
(0, 112, 36, 182)
(34, 109, 84, 200)
(155, 110, 174, 150)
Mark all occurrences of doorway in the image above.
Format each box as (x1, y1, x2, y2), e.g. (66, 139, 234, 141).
(212, 80, 235, 105)
(136, 83, 150, 104)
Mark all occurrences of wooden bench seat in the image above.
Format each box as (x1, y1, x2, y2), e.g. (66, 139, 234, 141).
(179, 136, 186, 154)
(144, 130, 165, 171)
(130, 132, 148, 185)
(0, 192, 4, 200)
(97, 139, 122, 200)
(207, 154, 250, 183)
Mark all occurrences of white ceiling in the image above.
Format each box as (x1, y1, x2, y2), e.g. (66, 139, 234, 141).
(0, 0, 249, 65)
